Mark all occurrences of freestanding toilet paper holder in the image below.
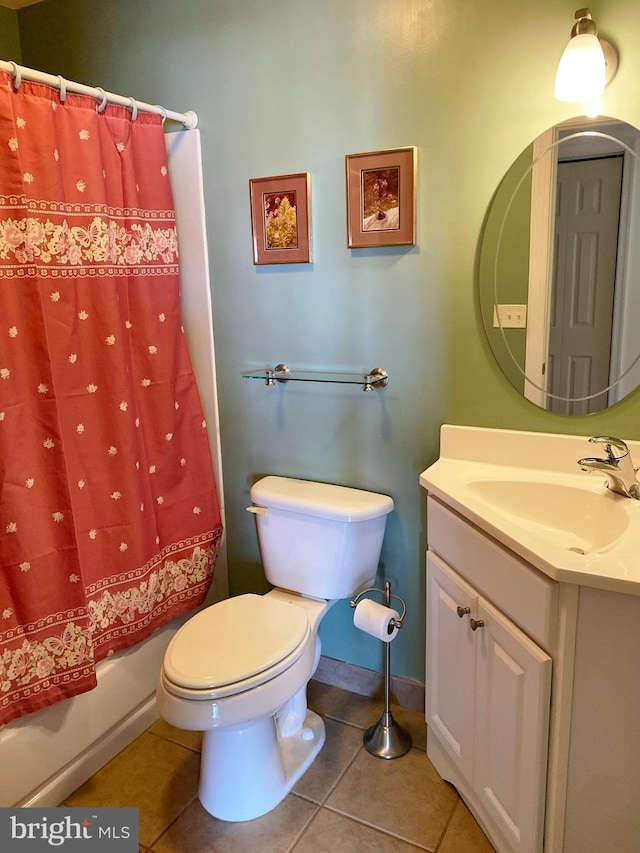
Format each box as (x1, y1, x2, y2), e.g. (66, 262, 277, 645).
(350, 581, 412, 759)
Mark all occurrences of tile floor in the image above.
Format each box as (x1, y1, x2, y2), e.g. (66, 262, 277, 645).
(61, 681, 495, 852)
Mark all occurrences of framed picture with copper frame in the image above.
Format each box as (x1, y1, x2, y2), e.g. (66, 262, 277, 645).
(249, 172, 312, 264)
(345, 147, 416, 248)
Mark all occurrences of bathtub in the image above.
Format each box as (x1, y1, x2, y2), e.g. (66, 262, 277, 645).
(1, 614, 185, 807)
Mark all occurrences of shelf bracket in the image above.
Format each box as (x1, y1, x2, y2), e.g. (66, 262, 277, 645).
(363, 368, 388, 392)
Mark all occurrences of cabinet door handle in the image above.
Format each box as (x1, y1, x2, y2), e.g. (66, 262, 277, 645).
(456, 606, 471, 618)
(469, 618, 485, 631)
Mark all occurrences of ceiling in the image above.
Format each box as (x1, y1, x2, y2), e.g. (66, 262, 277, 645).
(0, 1, 47, 8)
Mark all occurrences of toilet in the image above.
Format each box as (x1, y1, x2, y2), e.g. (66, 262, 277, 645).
(156, 475, 393, 822)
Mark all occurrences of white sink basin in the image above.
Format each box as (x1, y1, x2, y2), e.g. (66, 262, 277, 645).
(465, 478, 630, 554)
(420, 426, 640, 595)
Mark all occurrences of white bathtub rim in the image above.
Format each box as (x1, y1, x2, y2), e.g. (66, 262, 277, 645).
(18, 693, 159, 808)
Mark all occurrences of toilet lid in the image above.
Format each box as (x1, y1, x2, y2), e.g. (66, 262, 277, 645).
(163, 594, 310, 692)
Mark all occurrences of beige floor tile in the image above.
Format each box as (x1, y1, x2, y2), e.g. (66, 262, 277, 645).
(292, 807, 427, 851)
(59, 685, 495, 853)
(438, 800, 497, 853)
(325, 746, 458, 850)
(293, 717, 363, 803)
(308, 681, 385, 729)
(149, 718, 203, 752)
(61, 731, 200, 848)
(381, 703, 427, 752)
(150, 795, 318, 853)
(308, 681, 426, 750)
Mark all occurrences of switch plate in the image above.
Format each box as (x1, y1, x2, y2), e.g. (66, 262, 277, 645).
(493, 304, 527, 328)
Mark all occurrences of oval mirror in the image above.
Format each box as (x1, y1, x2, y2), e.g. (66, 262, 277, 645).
(479, 116, 640, 415)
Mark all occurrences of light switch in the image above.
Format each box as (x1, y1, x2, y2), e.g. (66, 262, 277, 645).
(493, 304, 527, 328)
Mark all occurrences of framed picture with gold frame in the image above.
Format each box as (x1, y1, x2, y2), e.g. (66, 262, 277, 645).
(249, 172, 312, 265)
(345, 147, 416, 248)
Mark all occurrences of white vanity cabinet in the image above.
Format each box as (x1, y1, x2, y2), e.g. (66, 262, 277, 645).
(421, 425, 640, 853)
(426, 496, 555, 853)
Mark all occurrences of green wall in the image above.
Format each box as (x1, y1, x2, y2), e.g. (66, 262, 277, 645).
(0, 8, 20, 60)
(479, 143, 534, 394)
(14, 0, 640, 685)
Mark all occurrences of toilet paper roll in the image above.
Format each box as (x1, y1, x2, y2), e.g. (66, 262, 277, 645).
(353, 598, 400, 642)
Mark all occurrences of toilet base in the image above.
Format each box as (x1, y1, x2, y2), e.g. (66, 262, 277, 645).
(198, 709, 326, 822)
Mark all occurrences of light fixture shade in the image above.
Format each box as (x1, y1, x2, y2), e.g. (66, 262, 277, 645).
(554, 33, 606, 102)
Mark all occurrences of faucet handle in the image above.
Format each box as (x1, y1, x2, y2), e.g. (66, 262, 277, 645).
(589, 436, 628, 459)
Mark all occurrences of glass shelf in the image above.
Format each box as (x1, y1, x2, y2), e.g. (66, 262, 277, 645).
(242, 364, 388, 391)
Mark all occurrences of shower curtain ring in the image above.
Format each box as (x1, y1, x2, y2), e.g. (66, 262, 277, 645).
(154, 105, 168, 125)
(8, 61, 21, 90)
(58, 75, 67, 103)
(128, 97, 138, 121)
(95, 87, 108, 113)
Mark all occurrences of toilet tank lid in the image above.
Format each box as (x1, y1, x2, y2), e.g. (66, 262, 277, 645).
(250, 476, 394, 522)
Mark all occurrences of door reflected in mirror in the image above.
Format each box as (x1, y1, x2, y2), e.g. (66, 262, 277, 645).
(480, 116, 640, 415)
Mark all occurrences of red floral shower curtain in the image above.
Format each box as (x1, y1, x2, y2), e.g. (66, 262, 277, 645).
(0, 73, 223, 725)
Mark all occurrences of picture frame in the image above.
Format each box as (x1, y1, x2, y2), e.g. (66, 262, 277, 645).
(249, 172, 312, 265)
(345, 147, 416, 249)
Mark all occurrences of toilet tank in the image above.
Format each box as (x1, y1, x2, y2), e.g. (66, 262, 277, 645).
(249, 476, 394, 600)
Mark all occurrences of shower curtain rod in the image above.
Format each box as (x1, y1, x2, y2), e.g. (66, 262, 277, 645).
(0, 59, 198, 129)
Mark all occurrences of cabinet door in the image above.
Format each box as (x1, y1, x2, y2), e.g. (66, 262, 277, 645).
(473, 596, 552, 853)
(426, 551, 477, 783)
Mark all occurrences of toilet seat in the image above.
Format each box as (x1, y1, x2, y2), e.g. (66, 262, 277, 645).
(162, 594, 311, 700)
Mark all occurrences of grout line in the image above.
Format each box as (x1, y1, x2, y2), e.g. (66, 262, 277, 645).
(312, 739, 364, 807)
(144, 791, 199, 850)
(305, 734, 434, 852)
(315, 712, 368, 730)
(146, 727, 202, 754)
(286, 802, 323, 852)
(433, 796, 461, 852)
(321, 743, 363, 804)
(318, 804, 435, 851)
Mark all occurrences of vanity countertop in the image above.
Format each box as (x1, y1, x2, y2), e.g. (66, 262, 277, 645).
(420, 425, 640, 597)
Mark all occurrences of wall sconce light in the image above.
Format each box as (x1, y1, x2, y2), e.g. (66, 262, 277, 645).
(554, 8, 618, 102)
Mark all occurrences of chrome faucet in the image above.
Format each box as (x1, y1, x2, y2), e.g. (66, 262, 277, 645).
(578, 436, 640, 499)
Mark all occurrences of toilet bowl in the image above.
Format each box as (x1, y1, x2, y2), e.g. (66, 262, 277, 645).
(156, 476, 393, 822)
